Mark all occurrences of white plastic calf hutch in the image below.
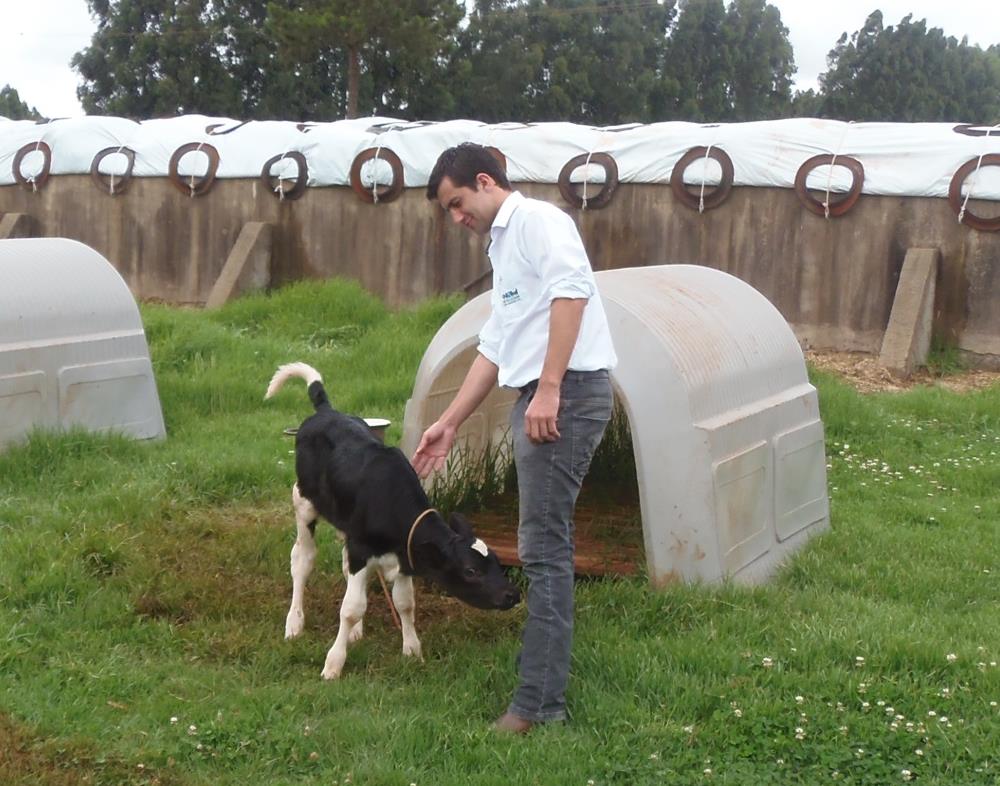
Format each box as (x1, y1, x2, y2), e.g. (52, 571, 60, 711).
(0, 238, 166, 449)
(401, 264, 830, 586)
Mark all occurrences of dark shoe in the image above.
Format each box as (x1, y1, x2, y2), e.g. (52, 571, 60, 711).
(494, 712, 534, 734)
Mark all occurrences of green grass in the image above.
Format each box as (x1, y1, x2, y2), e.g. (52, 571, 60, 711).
(1, 279, 998, 785)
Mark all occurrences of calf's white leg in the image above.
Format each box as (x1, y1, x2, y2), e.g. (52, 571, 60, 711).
(321, 563, 369, 680)
(285, 484, 318, 640)
(391, 574, 422, 660)
(343, 545, 363, 643)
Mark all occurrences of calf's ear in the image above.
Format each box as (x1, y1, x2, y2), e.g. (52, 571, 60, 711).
(448, 512, 474, 539)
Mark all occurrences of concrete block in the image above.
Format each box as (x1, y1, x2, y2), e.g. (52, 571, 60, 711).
(206, 222, 272, 309)
(0, 213, 35, 239)
(879, 248, 939, 378)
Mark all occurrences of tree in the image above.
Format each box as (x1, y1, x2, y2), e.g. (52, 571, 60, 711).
(266, 0, 464, 119)
(819, 12, 1000, 122)
(453, 0, 676, 124)
(0, 85, 42, 120)
(655, 0, 795, 121)
(73, 0, 240, 117)
(723, 0, 794, 120)
(660, 0, 732, 120)
(211, 0, 344, 120)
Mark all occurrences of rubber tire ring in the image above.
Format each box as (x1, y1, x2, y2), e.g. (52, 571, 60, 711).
(168, 142, 221, 197)
(261, 152, 309, 201)
(670, 146, 734, 211)
(948, 154, 1000, 232)
(13, 141, 52, 191)
(90, 147, 136, 196)
(557, 152, 619, 209)
(794, 154, 865, 218)
(349, 147, 404, 204)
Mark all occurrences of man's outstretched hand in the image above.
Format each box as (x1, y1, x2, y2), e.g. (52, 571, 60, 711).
(411, 420, 457, 478)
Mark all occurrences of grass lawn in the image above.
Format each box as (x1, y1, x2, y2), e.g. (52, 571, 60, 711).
(1, 279, 998, 785)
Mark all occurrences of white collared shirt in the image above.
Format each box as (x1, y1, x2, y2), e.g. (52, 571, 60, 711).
(477, 191, 618, 389)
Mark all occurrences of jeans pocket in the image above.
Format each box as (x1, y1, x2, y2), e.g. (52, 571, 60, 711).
(569, 397, 613, 482)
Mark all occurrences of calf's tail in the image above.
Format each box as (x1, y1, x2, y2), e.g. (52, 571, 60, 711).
(265, 362, 330, 410)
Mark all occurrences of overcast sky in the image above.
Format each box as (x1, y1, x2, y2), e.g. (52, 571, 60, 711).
(1, 0, 997, 119)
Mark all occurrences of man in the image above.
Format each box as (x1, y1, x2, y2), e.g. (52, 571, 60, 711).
(411, 143, 617, 733)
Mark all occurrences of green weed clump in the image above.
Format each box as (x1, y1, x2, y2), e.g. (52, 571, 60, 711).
(0, 279, 998, 786)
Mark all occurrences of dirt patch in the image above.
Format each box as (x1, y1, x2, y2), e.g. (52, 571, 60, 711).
(470, 483, 644, 577)
(0, 714, 183, 786)
(805, 350, 1000, 394)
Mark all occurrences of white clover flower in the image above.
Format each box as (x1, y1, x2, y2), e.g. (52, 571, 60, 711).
(703, 768, 712, 776)
(777, 759, 785, 765)
(796, 695, 805, 704)
(683, 725, 695, 734)
(762, 657, 774, 668)
(915, 750, 924, 757)
(947, 653, 957, 663)
(170, 716, 179, 725)
(902, 769, 913, 781)
(927, 710, 936, 717)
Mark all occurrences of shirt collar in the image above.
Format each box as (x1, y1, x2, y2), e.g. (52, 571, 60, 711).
(491, 191, 524, 237)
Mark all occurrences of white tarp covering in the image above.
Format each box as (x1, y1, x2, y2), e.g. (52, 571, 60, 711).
(1, 114, 999, 199)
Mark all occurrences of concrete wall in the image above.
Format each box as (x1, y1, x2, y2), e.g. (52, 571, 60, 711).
(2, 176, 998, 366)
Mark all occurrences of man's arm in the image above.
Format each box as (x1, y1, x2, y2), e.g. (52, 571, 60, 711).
(411, 352, 499, 478)
(524, 297, 586, 444)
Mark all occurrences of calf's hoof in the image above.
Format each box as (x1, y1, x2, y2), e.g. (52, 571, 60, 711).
(284, 611, 305, 639)
(321, 665, 342, 680)
(402, 640, 423, 660)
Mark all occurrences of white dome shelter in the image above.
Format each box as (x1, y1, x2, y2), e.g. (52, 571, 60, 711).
(0, 238, 166, 449)
(402, 264, 830, 586)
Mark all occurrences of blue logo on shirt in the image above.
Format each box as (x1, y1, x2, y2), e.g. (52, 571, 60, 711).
(501, 288, 521, 306)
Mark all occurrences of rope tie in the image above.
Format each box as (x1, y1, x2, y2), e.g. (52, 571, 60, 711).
(824, 121, 854, 219)
(580, 149, 595, 211)
(28, 138, 43, 192)
(957, 123, 1000, 225)
(371, 144, 383, 204)
(110, 143, 128, 195)
(190, 141, 206, 197)
(698, 144, 714, 214)
(275, 151, 290, 202)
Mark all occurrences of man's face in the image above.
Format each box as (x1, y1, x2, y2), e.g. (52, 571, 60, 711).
(436, 174, 504, 236)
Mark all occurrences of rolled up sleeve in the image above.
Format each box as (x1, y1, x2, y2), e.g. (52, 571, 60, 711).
(522, 210, 595, 302)
(477, 306, 502, 365)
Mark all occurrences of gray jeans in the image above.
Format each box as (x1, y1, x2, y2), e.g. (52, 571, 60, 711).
(508, 369, 613, 722)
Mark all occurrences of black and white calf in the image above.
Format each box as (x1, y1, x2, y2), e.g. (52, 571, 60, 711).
(266, 362, 520, 679)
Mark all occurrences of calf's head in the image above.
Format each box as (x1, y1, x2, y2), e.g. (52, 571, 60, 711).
(420, 513, 520, 611)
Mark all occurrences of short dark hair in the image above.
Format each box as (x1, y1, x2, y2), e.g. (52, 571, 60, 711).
(426, 142, 511, 200)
